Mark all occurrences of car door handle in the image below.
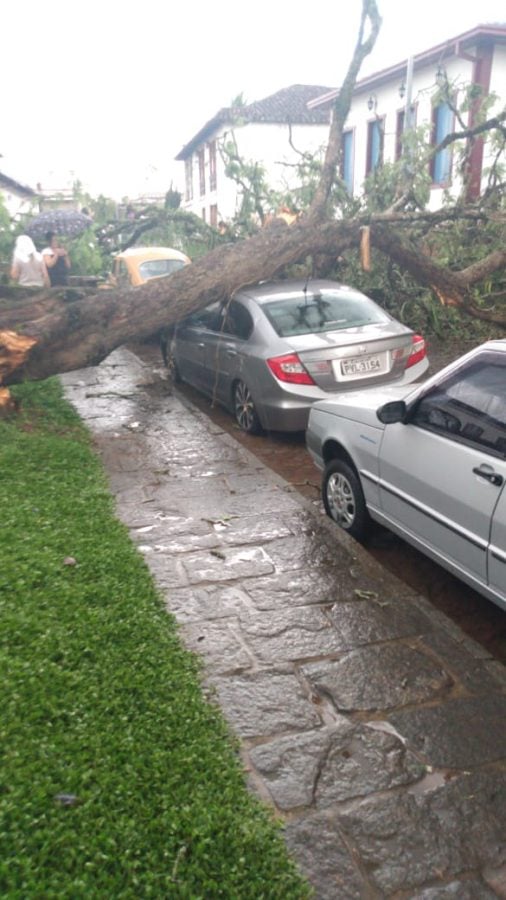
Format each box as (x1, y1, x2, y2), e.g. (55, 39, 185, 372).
(225, 349, 238, 357)
(197, 342, 205, 349)
(472, 465, 504, 487)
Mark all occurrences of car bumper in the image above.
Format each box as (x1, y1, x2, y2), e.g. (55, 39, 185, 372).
(255, 356, 429, 432)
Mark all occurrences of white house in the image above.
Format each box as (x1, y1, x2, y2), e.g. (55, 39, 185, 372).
(309, 23, 506, 209)
(176, 24, 505, 224)
(0, 171, 39, 218)
(175, 85, 333, 225)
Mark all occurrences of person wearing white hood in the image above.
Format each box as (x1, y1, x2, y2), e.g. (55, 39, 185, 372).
(10, 235, 50, 288)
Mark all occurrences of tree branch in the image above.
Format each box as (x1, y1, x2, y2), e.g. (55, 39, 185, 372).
(309, 0, 382, 218)
(431, 111, 506, 157)
(371, 224, 506, 325)
(459, 248, 506, 286)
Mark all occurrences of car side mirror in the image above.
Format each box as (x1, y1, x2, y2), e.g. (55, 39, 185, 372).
(376, 400, 407, 424)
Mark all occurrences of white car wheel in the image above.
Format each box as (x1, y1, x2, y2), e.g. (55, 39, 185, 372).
(322, 459, 370, 541)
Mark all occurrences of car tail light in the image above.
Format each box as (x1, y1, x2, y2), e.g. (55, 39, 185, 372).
(266, 353, 316, 385)
(406, 334, 426, 368)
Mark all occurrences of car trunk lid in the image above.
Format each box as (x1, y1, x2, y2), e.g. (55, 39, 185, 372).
(286, 323, 415, 390)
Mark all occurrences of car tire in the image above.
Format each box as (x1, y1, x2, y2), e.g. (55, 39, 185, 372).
(159, 327, 172, 368)
(169, 357, 182, 384)
(233, 380, 262, 434)
(322, 459, 371, 541)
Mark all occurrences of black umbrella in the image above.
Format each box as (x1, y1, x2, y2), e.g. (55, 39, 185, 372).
(26, 208, 93, 241)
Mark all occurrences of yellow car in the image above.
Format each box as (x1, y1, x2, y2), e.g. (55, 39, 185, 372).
(111, 246, 191, 288)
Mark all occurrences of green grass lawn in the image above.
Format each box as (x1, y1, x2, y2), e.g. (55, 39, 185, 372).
(0, 379, 310, 899)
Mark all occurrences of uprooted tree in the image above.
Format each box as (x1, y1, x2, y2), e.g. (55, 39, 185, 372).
(1, 0, 505, 407)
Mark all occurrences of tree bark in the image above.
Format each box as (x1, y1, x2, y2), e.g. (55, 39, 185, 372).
(2, 205, 504, 390)
(1, 218, 361, 384)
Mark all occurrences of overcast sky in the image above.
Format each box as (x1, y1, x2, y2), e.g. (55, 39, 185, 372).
(2, 0, 504, 200)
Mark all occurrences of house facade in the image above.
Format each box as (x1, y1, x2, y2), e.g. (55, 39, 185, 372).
(309, 24, 506, 210)
(175, 85, 333, 225)
(176, 25, 505, 224)
(0, 171, 39, 218)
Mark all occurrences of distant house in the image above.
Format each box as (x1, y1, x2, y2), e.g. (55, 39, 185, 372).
(309, 23, 506, 208)
(0, 171, 39, 218)
(37, 188, 76, 212)
(175, 84, 334, 225)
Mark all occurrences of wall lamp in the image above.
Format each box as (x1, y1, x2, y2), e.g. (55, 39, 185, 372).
(367, 93, 377, 112)
(435, 65, 447, 87)
(399, 80, 406, 100)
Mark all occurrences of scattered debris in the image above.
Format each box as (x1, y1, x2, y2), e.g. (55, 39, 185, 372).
(365, 720, 407, 744)
(210, 549, 226, 560)
(54, 793, 80, 807)
(353, 588, 390, 607)
(354, 589, 378, 600)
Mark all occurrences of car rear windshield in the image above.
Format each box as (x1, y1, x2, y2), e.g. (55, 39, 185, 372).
(138, 259, 186, 280)
(261, 289, 388, 337)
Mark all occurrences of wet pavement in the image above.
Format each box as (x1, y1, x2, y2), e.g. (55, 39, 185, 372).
(132, 339, 506, 666)
(62, 348, 506, 899)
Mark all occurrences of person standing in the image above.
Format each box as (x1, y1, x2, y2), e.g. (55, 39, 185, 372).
(42, 231, 71, 286)
(10, 235, 50, 287)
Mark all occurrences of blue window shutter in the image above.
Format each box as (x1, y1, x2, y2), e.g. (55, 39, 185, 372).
(432, 102, 453, 184)
(371, 122, 381, 169)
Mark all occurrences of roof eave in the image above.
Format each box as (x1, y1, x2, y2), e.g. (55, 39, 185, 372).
(308, 23, 506, 108)
(175, 110, 233, 160)
(0, 172, 38, 197)
(175, 86, 333, 160)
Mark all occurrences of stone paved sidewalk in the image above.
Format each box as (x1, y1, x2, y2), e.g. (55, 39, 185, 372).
(62, 348, 506, 899)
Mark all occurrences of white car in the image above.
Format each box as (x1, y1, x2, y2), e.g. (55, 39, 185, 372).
(306, 340, 506, 612)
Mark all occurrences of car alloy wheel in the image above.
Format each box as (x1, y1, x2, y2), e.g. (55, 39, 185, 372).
(322, 459, 370, 540)
(233, 380, 262, 434)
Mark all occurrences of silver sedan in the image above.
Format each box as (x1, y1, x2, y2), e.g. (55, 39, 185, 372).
(169, 280, 429, 433)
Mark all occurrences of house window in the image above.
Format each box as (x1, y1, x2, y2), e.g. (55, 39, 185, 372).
(395, 110, 405, 161)
(366, 118, 384, 175)
(208, 141, 217, 192)
(210, 204, 218, 228)
(430, 102, 453, 185)
(340, 130, 354, 193)
(184, 159, 193, 202)
(198, 149, 206, 196)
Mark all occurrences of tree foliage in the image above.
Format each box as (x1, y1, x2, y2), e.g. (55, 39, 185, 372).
(0, 194, 15, 279)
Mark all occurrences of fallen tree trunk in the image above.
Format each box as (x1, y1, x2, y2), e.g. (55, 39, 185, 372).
(2, 210, 505, 390)
(1, 218, 361, 385)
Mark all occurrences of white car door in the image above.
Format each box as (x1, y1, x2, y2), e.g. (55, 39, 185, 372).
(488, 486, 506, 606)
(377, 348, 506, 593)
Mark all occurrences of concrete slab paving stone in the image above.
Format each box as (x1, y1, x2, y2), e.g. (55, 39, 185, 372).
(62, 348, 506, 899)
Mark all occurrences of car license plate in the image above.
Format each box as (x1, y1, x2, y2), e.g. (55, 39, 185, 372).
(340, 355, 382, 377)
